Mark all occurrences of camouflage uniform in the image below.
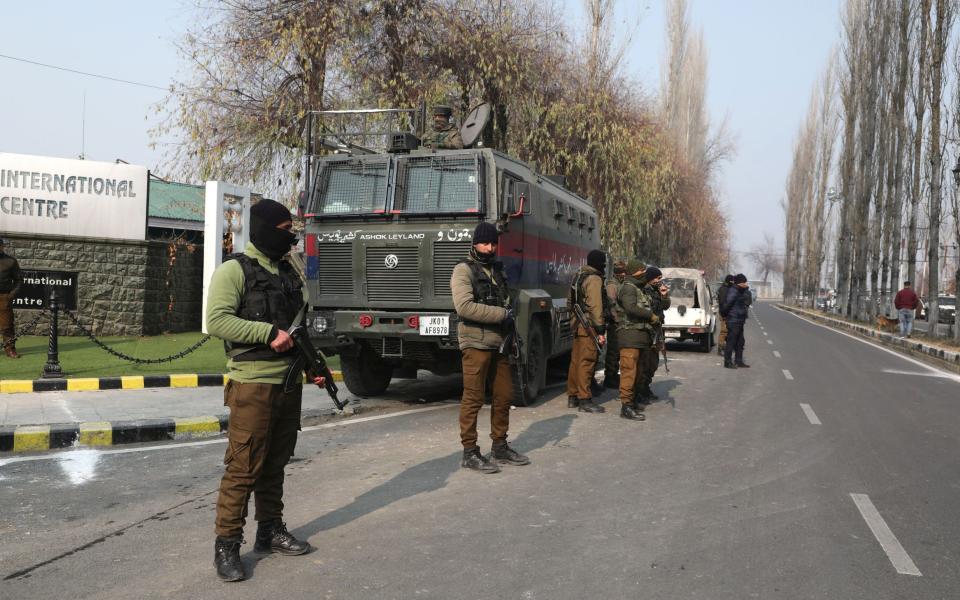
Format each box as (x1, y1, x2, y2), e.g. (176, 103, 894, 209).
(423, 123, 464, 149)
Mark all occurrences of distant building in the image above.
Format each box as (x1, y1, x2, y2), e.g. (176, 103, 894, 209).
(749, 280, 781, 299)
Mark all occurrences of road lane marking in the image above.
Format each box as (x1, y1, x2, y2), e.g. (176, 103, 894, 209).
(767, 340, 774, 345)
(782, 369, 794, 380)
(849, 493, 922, 576)
(880, 368, 955, 379)
(773, 351, 782, 358)
(779, 308, 960, 383)
(0, 404, 457, 466)
(799, 403, 821, 424)
(763, 331, 769, 336)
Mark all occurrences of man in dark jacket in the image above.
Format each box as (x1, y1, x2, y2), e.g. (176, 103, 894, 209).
(893, 281, 920, 338)
(615, 258, 655, 421)
(716, 274, 734, 357)
(722, 274, 752, 369)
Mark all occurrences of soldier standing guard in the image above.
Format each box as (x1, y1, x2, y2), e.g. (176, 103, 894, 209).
(205, 199, 318, 582)
(422, 105, 464, 149)
(616, 258, 658, 421)
(451, 222, 530, 474)
(639, 267, 670, 404)
(0, 237, 23, 359)
(565, 249, 608, 413)
(603, 259, 627, 389)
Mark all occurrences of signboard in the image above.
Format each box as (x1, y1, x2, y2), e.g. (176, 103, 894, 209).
(13, 269, 79, 311)
(0, 152, 148, 241)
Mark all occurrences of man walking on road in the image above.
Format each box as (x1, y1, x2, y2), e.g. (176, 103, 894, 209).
(206, 199, 314, 582)
(722, 274, 752, 369)
(615, 259, 657, 421)
(451, 222, 530, 474)
(0, 237, 23, 359)
(566, 249, 608, 413)
(894, 281, 920, 338)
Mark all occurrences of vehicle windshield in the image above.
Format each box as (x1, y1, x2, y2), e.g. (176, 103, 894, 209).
(938, 296, 955, 307)
(395, 155, 481, 214)
(664, 278, 698, 303)
(310, 157, 390, 216)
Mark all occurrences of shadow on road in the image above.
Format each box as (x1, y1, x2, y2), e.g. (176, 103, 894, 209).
(294, 414, 576, 538)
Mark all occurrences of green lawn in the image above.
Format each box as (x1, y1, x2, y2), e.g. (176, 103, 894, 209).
(1, 333, 340, 380)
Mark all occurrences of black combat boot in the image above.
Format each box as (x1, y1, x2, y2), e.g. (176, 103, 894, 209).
(461, 446, 501, 474)
(620, 403, 646, 421)
(255, 519, 311, 555)
(735, 361, 750, 368)
(214, 536, 245, 582)
(577, 399, 606, 413)
(590, 378, 604, 395)
(568, 395, 578, 408)
(491, 440, 531, 466)
(724, 360, 738, 369)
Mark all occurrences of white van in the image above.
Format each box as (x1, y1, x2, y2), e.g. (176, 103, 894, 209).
(660, 267, 717, 352)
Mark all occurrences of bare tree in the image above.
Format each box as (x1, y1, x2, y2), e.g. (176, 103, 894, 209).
(748, 233, 785, 285)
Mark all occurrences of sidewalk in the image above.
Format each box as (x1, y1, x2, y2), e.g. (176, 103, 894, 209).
(0, 384, 368, 453)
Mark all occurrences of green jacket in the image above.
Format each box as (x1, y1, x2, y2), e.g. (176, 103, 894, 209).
(422, 124, 464, 149)
(616, 276, 656, 348)
(205, 244, 307, 384)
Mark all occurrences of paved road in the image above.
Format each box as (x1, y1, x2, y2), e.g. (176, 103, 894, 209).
(1, 300, 957, 599)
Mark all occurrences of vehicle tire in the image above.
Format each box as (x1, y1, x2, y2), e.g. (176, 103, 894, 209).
(699, 332, 711, 353)
(511, 320, 547, 407)
(341, 345, 393, 397)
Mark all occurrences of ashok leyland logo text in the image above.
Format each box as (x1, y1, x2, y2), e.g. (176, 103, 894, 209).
(384, 254, 399, 269)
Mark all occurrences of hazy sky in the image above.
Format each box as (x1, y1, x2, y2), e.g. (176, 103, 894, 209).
(1, 1, 843, 265)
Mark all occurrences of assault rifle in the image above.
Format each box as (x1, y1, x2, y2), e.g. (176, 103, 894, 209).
(499, 308, 527, 400)
(284, 325, 348, 411)
(571, 303, 603, 353)
(652, 326, 670, 373)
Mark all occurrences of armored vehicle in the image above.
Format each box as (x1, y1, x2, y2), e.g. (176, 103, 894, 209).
(301, 106, 600, 405)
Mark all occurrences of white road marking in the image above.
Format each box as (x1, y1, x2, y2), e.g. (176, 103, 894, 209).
(773, 351, 782, 358)
(0, 404, 457, 467)
(767, 340, 774, 345)
(799, 403, 821, 425)
(763, 331, 769, 336)
(880, 368, 955, 379)
(782, 369, 794, 380)
(780, 308, 960, 384)
(849, 493, 922, 576)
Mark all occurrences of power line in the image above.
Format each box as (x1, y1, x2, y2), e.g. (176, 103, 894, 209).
(0, 53, 169, 91)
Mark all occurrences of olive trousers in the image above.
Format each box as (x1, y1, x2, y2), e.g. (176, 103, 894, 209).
(619, 347, 653, 405)
(215, 380, 302, 539)
(459, 348, 513, 449)
(566, 328, 598, 401)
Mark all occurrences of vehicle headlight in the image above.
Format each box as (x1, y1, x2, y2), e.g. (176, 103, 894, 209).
(312, 316, 330, 334)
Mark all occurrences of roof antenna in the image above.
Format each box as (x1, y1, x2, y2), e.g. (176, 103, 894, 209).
(79, 91, 86, 160)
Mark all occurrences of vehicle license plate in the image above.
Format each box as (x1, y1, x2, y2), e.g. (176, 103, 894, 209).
(664, 330, 681, 338)
(419, 315, 449, 336)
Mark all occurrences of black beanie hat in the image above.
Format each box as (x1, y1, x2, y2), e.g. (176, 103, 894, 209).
(724, 274, 735, 284)
(250, 198, 292, 227)
(644, 266, 662, 282)
(734, 273, 748, 284)
(473, 222, 500, 245)
(587, 249, 606, 272)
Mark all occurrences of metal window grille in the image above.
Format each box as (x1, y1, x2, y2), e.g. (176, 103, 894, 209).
(313, 158, 390, 214)
(396, 155, 480, 213)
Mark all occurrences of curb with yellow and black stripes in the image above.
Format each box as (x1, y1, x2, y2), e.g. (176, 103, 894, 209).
(0, 371, 344, 394)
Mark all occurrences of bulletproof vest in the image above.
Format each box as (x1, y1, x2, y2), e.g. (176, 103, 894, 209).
(224, 253, 305, 361)
(459, 258, 510, 326)
(645, 284, 665, 322)
(570, 267, 603, 312)
(606, 278, 625, 323)
(617, 281, 653, 332)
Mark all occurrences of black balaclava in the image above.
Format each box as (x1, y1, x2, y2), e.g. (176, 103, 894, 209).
(587, 249, 606, 276)
(644, 266, 663, 284)
(250, 199, 296, 261)
(471, 222, 500, 264)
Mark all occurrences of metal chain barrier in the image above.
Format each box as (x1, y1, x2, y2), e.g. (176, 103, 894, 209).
(1, 310, 49, 348)
(63, 310, 213, 364)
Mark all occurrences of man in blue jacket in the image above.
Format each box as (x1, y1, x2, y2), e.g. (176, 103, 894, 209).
(721, 274, 752, 369)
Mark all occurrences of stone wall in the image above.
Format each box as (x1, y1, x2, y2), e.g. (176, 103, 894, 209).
(4, 232, 204, 336)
